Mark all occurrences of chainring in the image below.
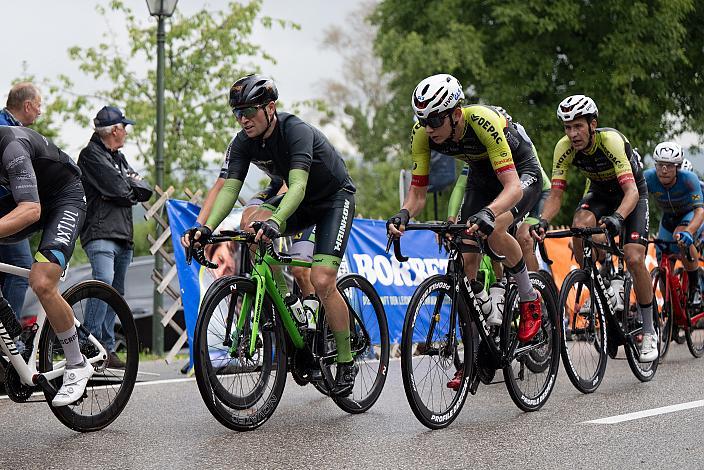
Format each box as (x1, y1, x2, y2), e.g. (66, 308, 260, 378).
(4, 364, 34, 403)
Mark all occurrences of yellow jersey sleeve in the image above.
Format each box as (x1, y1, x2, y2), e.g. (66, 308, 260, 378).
(600, 130, 635, 186)
(551, 135, 575, 191)
(465, 106, 514, 175)
(410, 121, 431, 187)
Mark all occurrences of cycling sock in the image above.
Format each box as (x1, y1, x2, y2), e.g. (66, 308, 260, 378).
(56, 326, 83, 366)
(687, 269, 699, 294)
(272, 268, 288, 294)
(333, 329, 353, 363)
(639, 302, 655, 335)
(506, 260, 536, 302)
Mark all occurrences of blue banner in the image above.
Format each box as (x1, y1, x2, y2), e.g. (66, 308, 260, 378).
(167, 201, 453, 365)
(344, 218, 449, 344)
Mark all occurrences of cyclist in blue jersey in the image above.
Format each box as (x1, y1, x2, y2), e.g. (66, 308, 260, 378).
(645, 142, 704, 305)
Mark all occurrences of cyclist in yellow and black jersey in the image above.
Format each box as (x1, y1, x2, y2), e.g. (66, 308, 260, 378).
(387, 74, 544, 344)
(532, 94, 656, 362)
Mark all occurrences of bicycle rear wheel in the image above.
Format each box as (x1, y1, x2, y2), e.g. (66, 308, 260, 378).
(326, 274, 389, 413)
(684, 269, 704, 357)
(400, 274, 473, 430)
(502, 272, 561, 411)
(650, 267, 672, 360)
(559, 269, 607, 394)
(193, 276, 287, 431)
(39, 280, 138, 432)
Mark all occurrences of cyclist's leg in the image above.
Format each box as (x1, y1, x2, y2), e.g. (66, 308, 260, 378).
(307, 191, 357, 393)
(518, 189, 549, 272)
(669, 211, 703, 298)
(288, 226, 315, 297)
(623, 193, 653, 325)
(28, 185, 92, 405)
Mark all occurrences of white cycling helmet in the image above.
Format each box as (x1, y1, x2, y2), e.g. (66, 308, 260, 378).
(653, 141, 683, 165)
(556, 94, 599, 122)
(412, 74, 464, 119)
(681, 158, 693, 172)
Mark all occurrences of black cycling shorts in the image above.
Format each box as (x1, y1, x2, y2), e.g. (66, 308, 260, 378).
(459, 170, 543, 228)
(0, 180, 86, 268)
(577, 179, 649, 246)
(265, 189, 355, 268)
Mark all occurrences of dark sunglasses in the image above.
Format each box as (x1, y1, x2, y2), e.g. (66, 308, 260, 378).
(418, 111, 451, 129)
(232, 105, 263, 119)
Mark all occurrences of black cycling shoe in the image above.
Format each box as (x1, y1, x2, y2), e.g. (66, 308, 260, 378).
(331, 361, 358, 397)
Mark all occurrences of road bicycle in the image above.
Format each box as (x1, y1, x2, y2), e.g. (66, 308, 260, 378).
(650, 239, 704, 359)
(187, 227, 389, 431)
(0, 262, 138, 432)
(547, 226, 659, 394)
(391, 223, 560, 430)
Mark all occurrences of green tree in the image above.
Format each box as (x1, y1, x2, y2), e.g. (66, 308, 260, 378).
(58, 0, 297, 191)
(320, 0, 455, 220)
(372, 0, 703, 225)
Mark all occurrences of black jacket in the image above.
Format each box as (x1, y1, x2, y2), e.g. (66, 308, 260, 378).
(78, 133, 138, 246)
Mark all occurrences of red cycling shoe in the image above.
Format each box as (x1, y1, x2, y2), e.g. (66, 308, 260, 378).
(446, 369, 463, 391)
(517, 292, 542, 342)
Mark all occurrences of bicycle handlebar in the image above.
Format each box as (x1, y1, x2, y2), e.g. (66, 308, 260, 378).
(386, 222, 505, 263)
(650, 238, 695, 263)
(543, 226, 624, 258)
(184, 223, 292, 269)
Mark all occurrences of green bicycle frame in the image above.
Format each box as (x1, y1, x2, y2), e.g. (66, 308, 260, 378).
(231, 251, 315, 357)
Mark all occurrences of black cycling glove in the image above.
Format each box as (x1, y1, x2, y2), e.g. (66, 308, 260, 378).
(258, 219, 281, 240)
(184, 225, 212, 246)
(387, 209, 410, 232)
(600, 212, 624, 236)
(469, 207, 496, 236)
(531, 218, 549, 236)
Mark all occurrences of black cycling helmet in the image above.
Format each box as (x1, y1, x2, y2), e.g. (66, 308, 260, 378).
(229, 74, 278, 110)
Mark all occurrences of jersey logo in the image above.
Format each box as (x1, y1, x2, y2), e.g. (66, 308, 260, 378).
(470, 114, 502, 144)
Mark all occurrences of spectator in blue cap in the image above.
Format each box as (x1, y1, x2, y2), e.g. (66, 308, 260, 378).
(78, 105, 140, 369)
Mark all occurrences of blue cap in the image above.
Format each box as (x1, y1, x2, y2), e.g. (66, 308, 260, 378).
(93, 106, 135, 128)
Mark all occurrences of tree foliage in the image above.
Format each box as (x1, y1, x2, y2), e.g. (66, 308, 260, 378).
(372, 0, 703, 225)
(56, 0, 296, 190)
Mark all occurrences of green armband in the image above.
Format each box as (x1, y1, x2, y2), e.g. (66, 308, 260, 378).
(448, 168, 468, 219)
(205, 178, 242, 229)
(270, 169, 309, 227)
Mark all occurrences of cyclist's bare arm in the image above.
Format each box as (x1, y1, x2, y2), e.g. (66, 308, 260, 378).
(388, 184, 427, 237)
(0, 201, 40, 238)
(532, 188, 564, 240)
(610, 178, 639, 220)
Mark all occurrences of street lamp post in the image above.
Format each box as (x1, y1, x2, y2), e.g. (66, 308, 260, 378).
(147, 0, 178, 355)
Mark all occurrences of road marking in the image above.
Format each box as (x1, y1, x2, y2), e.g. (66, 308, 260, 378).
(584, 399, 704, 424)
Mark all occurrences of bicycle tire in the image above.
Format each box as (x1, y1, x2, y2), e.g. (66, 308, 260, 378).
(39, 280, 138, 432)
(193, 276, 287, 431)
(318, 274, 389, 413)
(502, 272, 561, 412)
(650, 267, 672, 361)
(683, 268, 704, 357)
(400, 274, 473, 430)
(559, 269, 607, 394)
(622, 277, 658, 381)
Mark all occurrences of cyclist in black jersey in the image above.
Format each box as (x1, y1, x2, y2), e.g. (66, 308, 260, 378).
(0, 126, 92, 405)
(532, 94, 657, 362)
(183, 74, 358, 395)
(387, 73, 543, 343)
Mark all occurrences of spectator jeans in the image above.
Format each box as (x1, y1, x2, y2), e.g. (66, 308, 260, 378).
(0, 239, 33, 319)
(83, 239, 133, 352)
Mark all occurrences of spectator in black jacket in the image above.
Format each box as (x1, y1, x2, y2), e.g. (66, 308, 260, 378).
(78, 106, 140, 369)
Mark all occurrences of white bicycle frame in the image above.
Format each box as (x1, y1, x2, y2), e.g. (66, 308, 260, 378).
(0, 262, 107, 388)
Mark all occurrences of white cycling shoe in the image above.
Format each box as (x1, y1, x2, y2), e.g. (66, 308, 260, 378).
(52, 355, 94, 407)
(639, 333, 659, 363)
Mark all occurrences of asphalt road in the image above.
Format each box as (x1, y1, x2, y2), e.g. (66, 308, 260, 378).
(2, 344, 704, 469)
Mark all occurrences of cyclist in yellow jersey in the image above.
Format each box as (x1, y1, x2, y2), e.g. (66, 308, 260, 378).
(387, 74, 544, 343)
(532, 94, 657, 362)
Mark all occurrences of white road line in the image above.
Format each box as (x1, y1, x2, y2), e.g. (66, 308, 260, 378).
(584, 399, 704, 424)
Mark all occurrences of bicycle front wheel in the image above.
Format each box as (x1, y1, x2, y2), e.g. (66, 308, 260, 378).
(193, 276, 287, 431)
(559, 269, 607, 394)
(39, 280, 138, 432)
(328, 274, 390, 414)
(651, 267, 672, 360)
(400, 274, 473, 430)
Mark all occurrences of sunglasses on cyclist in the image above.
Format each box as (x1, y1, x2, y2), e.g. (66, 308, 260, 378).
(232, 105, 263, 119)
(655, 162, 677, 171)
(418, 111, 451, 129)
